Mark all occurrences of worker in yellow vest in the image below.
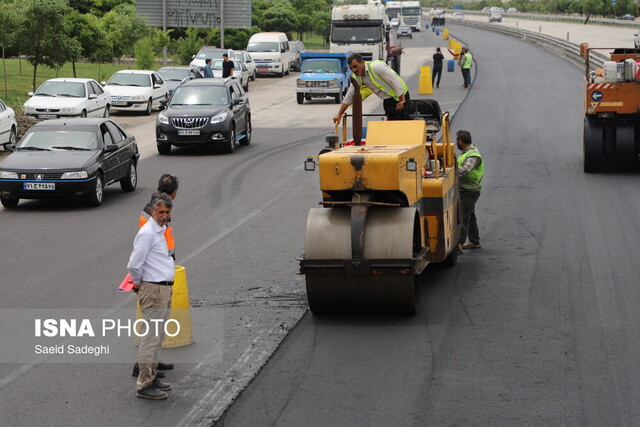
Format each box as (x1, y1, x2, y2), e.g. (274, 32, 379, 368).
(333, 53, 410, 123)
(458, 47, 473, 88)
(456, 130, 484, 253)
(132, 173, 179, 379)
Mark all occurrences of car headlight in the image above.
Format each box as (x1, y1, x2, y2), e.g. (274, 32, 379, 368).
(157, 114, 169, 125)
(272, 58, 281, 63)
(328, 78, 339, 88)
(0, 171, 18, 179)
(22, 105, 34, 114)
(61, 171, 89, 179)
(211, 112, 227, 124)
(61, 108, 77, 114)
(297, 79, 305, 88)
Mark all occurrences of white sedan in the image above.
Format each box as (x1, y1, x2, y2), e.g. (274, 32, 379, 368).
(0, 99, 17, 149)
(210, 60, 250, 91)
(22, 78, 111, 119)
(104, 70, 168, 115)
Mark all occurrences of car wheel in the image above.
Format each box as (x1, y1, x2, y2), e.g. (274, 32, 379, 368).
(0, 195, 18, 208)
(103, 105, 110, 118)
(243, 79, 249, 91)
(296, 60, 301, 72)
(80, 110, 87, 118)
(278, 71, 284, 78)
(86, 173, 104, 207)
(144, 98, 152, 116)
(239, 118, 251, 146)
(225, 126, 236, 153)
(297, 93, 304, 104)
(120, 161, 137, 192)
(285, 66, 290, 76)
(335, 88, 343, 104)
(157, 144, 171, 155)
(251, 71, 256, 81)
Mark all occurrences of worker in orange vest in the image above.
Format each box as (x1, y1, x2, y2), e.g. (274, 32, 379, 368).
(132, 173, 179, 378)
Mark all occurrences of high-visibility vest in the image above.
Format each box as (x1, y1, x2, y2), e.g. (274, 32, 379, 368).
(355, 60, 409, 101)
(462, 53, 473, 69)
(139, 208, 175, 258)
(457, 146, 484, 192)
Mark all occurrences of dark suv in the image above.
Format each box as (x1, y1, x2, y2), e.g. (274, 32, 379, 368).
(156, 78, 251, 154)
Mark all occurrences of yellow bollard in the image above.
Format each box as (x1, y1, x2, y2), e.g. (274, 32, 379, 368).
(454, 41, 462, 56)
(419, 66, 433, 95)
(449, 37, 456, 50)
(135, 265, 194, 348)
(442, 29, 449, 40)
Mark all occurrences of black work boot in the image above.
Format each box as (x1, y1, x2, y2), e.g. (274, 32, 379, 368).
(152, 378, 172, 391)
(158, 362, 174, 370)
(136, 386, 168, 400)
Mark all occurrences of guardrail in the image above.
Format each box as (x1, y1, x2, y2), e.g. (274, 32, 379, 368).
(451, 19, 609, 70)
(446, 10, 640, 28)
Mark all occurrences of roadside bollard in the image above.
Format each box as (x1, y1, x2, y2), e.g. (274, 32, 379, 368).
(419, 66, 433, 95)
(442, 29, 449, 40)
(447, 59, 455, 72)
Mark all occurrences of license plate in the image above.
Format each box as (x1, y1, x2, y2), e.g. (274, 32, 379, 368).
(307, 88, 328, 93)
(258, 68, 268, 72)
(112, 101, 128, 106)
(24, 182, 55, 190)
(37, 114, 57, 119)
(177, 130, 200, 136)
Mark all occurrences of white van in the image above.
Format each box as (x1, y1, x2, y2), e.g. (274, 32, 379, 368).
(246, 32, 293, 77)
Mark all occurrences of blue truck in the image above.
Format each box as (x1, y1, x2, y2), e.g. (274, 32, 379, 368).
(296, 51, 352, 104)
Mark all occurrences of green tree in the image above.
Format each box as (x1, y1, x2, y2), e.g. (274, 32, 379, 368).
(0, 3, 19, 97)
(100, 4, 149, 59)
(224, 27, 261, 50)
(134, 37, 155, 70)
(16, 0, 82, 91)
(172, 27, 204, 65)
(66, 11, 110, 77)
(261, 0, 300, 33)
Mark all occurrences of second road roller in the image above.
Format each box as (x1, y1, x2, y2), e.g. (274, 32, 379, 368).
(300, 94, 460, 314)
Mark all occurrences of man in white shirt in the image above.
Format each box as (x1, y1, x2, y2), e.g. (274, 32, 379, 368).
(127, 194, 175, 400)
(333, 53, 410, 123)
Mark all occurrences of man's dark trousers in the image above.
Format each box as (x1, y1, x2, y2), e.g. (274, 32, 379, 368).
(459, 191, 480, 245)
(383, 92, 410, 120)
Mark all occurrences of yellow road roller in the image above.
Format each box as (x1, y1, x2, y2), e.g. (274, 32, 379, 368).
(300, 99, 460, 314)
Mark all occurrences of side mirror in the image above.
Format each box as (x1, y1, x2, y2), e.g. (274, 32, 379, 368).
(27, 92, 34, 97)
(159, 99, 167, 107)
(104, 144, 119, 152)
(342, 66, 348, 73)
(89, 94, 97, 99)
(232, 98, 245, 106)
(101, 81, 107, 86)
(6, 144, 15, 152)
(153, 84, 162, 89)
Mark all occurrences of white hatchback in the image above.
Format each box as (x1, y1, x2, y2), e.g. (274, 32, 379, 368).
(0, 99, 17, 149)
(104, 70, 168, 115)
(22, 78, 111, 119)
(237, 51, 257, 81)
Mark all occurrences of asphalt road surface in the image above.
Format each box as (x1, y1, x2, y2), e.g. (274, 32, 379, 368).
(217, 25, 640, 426)
(0, 28, 464, 426)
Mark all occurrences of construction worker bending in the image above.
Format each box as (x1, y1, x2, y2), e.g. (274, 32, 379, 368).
(333, 53, 410, 123)
(456, 130, 484, 253)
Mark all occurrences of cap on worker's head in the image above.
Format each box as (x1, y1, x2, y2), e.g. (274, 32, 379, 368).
(223, 53, 229, 58)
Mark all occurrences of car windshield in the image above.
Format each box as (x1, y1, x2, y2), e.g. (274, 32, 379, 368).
(247, 42, 279, 52)
(158, 69, 191, 81)
(402, 7, 421, 15)
(35, 81, 86, 98)
(301, 60, 341, 73)
(196, 49, 226, 59)
(331, 26, 383, 44)
(170, 86, 229, 106)
(107, 73, 151, 87)
(17, 130, 98, 151)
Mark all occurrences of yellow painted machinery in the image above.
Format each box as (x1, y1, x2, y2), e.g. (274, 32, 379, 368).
(300, 99, 460, 314)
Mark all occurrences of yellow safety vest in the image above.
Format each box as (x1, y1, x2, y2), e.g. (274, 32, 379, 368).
(355, 60, 409, 102)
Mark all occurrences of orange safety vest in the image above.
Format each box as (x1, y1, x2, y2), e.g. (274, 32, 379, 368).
(139, 207, 175, 258)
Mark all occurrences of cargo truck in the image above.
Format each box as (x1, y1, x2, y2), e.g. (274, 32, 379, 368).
(330, 3, 388, 62)
(296, 52, 351, 104)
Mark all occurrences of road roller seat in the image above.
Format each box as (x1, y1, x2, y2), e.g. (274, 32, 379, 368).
(405, 99, 442, 132)
(365, 120, 427, 147)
